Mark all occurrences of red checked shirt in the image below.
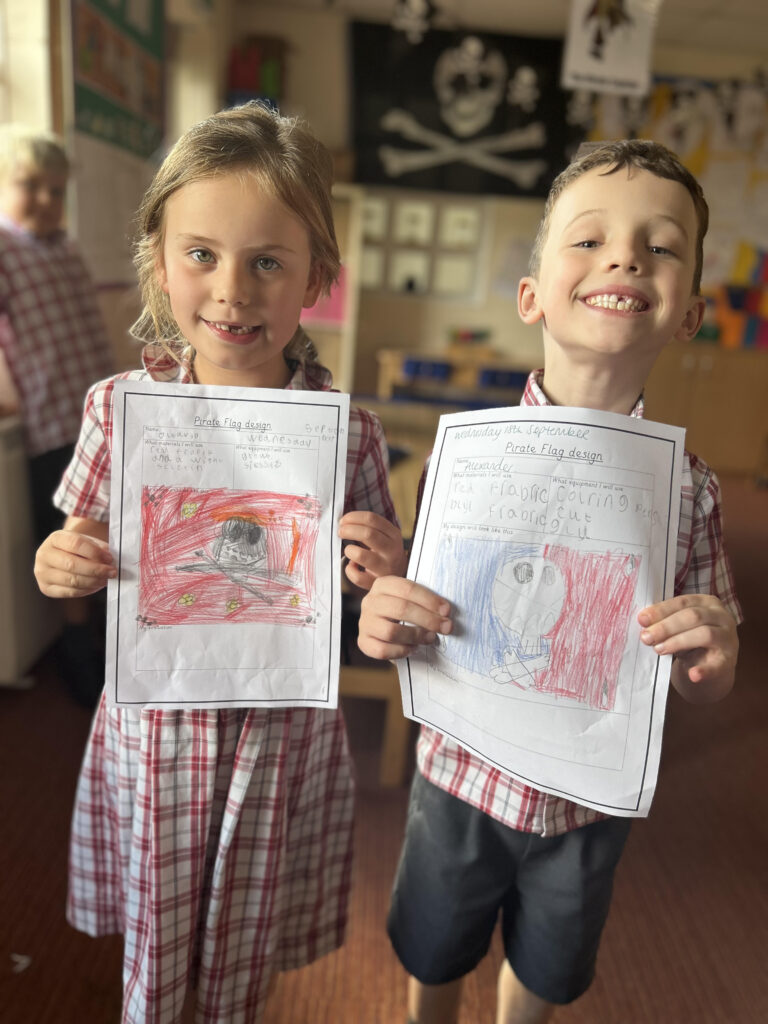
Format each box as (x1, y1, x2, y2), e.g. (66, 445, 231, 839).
(416, 370, 742, 838)
(55, 345, 397, 1024)
(0, 216, 113, 456)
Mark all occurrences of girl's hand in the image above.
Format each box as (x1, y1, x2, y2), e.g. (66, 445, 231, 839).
(339, 511, 408, 591)
(35, 529, 116, 598)
(358, 576, 453, 661)
(638, 594, 738, 703)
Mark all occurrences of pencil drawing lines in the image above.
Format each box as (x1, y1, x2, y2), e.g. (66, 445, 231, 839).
(138, 485, 321, 627)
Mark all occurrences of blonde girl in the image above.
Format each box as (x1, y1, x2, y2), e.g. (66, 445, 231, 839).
(35, 102, 405, 1024)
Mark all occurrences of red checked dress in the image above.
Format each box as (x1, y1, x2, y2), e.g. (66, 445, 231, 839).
(54, 345, 398, 1024)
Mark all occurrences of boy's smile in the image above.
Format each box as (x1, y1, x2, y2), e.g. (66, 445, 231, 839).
(518, 165, 705, 409)
(156, 173, 321, 388)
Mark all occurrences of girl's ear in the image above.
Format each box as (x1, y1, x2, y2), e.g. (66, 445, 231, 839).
(673, 295, 706, 342)
(155, 254, 169, 295)
(302, 262, 323, 310)
(518, 276, 544, 325)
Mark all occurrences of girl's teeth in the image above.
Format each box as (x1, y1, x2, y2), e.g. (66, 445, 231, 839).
(585, 294, 648, 312)
(215, 322, 254, 335)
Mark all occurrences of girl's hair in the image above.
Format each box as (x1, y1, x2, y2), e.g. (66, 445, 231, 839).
(131, 102, 340, 364)
(0, 124, 70, 179)
(529, 139, 709, 294)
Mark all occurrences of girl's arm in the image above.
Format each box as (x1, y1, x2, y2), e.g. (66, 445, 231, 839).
(34, 516, 115, 598)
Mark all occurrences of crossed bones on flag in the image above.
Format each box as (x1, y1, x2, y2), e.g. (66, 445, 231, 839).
(377, 109, 548, 187)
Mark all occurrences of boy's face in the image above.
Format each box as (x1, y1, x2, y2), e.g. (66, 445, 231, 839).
(0, 163, 68, 238)
(518, 166, 705, 364)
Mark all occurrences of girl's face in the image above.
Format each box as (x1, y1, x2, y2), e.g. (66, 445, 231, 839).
(156, 172, 322, 388)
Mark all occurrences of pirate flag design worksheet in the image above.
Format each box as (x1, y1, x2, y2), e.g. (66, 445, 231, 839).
(105, 381, 349, 709)
(399, 406, 686, 817)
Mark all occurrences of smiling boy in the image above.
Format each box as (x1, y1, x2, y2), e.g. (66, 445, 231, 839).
(358, 141, 741, 1024)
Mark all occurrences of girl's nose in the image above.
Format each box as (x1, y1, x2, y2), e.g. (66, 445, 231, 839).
(214, 265, 250, 306)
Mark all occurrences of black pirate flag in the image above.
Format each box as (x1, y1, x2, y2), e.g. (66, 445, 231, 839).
(350, 21, 571, 197)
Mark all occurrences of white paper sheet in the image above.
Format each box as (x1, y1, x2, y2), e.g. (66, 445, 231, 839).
(399, 406, 685, 817)
(106, 380, 349, 709)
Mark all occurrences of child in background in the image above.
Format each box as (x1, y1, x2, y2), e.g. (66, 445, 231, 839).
(0, 124, 114, 702)
(358, 140, 741, 1024)
(34, 102, 405, 1024)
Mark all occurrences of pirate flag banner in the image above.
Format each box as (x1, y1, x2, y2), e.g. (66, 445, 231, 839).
(350, 21, 569, 198)
(561, 0, 663, 98)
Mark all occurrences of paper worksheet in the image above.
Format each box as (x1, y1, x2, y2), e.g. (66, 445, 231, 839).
(400, 406, 686, 816)
(106, 380, 349, 709)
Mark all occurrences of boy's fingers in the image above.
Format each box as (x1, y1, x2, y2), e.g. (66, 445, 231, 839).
(361, 593, 452, 635)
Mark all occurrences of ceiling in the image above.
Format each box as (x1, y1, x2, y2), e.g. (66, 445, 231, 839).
(278, 0, 768, 61)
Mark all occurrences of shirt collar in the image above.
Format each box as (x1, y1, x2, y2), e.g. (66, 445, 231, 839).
(521, 369, 645, 418)
(141, 343, 334, 393)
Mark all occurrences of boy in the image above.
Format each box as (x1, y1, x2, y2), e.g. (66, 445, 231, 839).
(357, 140, 741, 1024)
(0, 124, 114, 702)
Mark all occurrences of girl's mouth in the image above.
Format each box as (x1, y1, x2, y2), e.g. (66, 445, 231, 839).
(203, 319, 261, 340)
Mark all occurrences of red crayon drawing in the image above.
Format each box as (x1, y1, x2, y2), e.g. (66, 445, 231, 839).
(138, 486, 320, 627)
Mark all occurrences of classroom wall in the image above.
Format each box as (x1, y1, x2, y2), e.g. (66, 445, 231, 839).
(233, 2, 767, 395)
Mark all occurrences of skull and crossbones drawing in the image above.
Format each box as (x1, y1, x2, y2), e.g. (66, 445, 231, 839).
(377, 36, 548, 187)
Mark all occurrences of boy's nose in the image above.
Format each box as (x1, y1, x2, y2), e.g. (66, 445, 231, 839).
(604, 240, 642, 273)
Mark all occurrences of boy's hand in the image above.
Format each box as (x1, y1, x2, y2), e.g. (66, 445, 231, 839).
(35, 529, 116, 598)
(638, 594, 738, 703)
(339, 511, 408, 591)
(358, 576, 453, 661)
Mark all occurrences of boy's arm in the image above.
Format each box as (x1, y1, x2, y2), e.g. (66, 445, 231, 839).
(638, 594, 738, 703)
(34, 515, 115, 598)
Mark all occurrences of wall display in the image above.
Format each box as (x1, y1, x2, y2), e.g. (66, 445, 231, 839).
(358, 188, 486, 300)
(350, 21, 569, 197)
(389, 249, 431, 294)
(72, 0, 164, 159)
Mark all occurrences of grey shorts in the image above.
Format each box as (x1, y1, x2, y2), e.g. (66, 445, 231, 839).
(387, 771, 631, 1004)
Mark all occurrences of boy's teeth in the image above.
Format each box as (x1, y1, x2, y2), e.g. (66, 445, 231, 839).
(585, 294, 648, 312)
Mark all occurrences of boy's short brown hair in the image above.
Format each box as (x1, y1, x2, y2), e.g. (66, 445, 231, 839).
(529, 139, 709, 294)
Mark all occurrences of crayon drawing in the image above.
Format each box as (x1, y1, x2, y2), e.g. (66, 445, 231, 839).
(138, 485, 320, 627)
(428, 536, 640, 710)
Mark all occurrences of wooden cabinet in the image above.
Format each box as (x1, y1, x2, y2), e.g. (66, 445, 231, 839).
(301, 184, 363, 394)
(644, 343, 768, 475)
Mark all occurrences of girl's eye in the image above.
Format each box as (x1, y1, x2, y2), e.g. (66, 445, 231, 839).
(255, 255, 280, 271)
(190, 248, 214, 264)
(574, 240, 599, 249)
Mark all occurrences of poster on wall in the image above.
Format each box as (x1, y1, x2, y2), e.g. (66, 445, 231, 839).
(72, 0, 164, 159)
(350, 21, 569, 198)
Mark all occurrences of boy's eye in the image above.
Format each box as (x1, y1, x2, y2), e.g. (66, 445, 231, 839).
(574, 240, 599, 249)
(649, 245, 674, 256)
(254, 255, 281, 271)
(190, 248, 214, 264)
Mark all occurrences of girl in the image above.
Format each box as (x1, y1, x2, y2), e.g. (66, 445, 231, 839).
(34, 102, 405, 1024)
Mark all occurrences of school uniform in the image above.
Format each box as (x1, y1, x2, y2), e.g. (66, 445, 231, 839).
(56, 343, 397, 1024)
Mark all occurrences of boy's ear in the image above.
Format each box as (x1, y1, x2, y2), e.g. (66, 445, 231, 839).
(302, 262, 323, 309)
(673, 295, 706, 342)
(518, 276, 544, 325)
